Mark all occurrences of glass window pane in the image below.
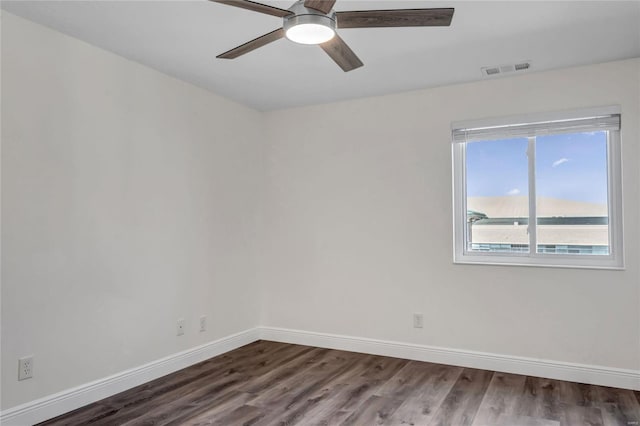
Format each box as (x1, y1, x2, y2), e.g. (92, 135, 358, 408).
(465, 138, 529, 253)
(535, 131, 609, 255)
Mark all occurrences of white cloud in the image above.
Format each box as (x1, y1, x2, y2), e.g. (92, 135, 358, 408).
(507, 188, 520, 196)
(552, 158, 569, 168)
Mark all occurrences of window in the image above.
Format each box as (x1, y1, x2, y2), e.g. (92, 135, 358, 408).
(451, 106, 623, 269)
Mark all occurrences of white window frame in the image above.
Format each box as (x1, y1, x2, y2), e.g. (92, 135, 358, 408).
(451, 106, 624, 269)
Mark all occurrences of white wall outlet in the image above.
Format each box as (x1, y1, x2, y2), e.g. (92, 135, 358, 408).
(413, 313, 424, 329)
(176, 318, 185, 336)
(199, 316, 207, 332)
(18, 356, 33, 381)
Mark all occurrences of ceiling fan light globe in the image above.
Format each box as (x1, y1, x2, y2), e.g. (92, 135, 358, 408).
(283, 12, 337, 45)
(286, 23, 335, 44)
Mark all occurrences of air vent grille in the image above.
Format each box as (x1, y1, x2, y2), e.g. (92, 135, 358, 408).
(482, 61, 532, 77)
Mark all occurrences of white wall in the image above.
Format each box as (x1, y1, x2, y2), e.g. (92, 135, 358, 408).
(261, 58, 640, 371)
(1, 12, 264, 409)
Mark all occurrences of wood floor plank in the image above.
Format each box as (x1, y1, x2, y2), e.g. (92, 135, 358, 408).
(90, 342, 307, 425)
(89, 371, 246, 425)
(559, 380, 596, 407)
(285, 383, 352, 424)
(311, 409, 352, 426)
(231, 343, 319, 378)
(207, 404, 267, 426)
(377, 360, 441, 400)
(429, 368, 494, 426)
(246, 349, 351, 409)
(242, 347, 330, 394)
(292, 374, 384, 424)
(560, 405, 604, 426)
(43, 342, 280, 425)
(515, 376, 563, 422)
(387, 363, 464, 425)
(250, 381, 346, 426)
(157, 389, 258, 426)
(593, 385, 640, 426)
(171, 391, 256, 425)
(495, 414, 561, 425)
(359, 354, 409, 382)
(310, 352, 378, 389)
(35, 403, 118, 426)
(247, 350, 370, 424)
(340, 394, 404, 425)
(326, 375, 384, 410)
(472, 372, 527, 425)
(118, 372, 248, 426)
(36, 341, 640, 426)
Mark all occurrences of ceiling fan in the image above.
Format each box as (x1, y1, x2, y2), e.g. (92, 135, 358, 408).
(212, 0, 454, 72)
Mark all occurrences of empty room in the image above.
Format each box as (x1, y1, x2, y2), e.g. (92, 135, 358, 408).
(1, 0, 639, 425)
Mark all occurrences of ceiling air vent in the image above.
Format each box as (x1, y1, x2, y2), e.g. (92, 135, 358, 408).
(481, 60, 532, 77)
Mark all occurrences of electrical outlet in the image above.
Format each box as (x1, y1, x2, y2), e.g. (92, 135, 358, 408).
(18, 356, 33, 381)
(413, 313, 424, 329)
(199, 316, 207, 332)
(177, 318, 185, 336)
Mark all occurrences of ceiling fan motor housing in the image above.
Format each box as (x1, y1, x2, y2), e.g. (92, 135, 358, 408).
(284, 0, 337, 43)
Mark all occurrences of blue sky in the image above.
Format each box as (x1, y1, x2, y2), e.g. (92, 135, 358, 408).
(466, 131, 608, 204)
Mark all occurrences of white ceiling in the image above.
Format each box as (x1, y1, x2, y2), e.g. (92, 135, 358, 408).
(3, 1, 639, 111)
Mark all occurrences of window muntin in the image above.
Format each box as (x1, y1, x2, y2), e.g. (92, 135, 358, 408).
(452, 107, 623, 269)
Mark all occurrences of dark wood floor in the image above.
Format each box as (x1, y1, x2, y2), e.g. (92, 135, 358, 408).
(39, 340, 640, 426)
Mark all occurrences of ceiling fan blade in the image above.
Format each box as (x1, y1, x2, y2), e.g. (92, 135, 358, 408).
(319, 35, 363, 72)
(211, 0, 292, 18)
(304, 0, 336, 14)
(217, 28, 285, 59)
(336, 8, 454, 29)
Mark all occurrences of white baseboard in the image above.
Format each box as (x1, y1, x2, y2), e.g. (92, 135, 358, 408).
(3, 326, 638, 425)
(259, 326, 640, 391)
(0, 328, 260, 426)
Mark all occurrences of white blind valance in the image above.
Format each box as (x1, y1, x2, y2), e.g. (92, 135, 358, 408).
(452, 111, 621, 144)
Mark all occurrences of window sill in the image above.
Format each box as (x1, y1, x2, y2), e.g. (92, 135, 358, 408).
(453, 255, 625, 270)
